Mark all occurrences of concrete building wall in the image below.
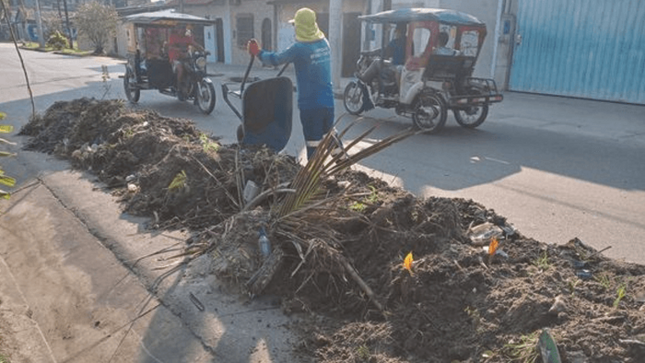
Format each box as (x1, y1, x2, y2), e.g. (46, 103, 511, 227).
(227, 0, 274, 65)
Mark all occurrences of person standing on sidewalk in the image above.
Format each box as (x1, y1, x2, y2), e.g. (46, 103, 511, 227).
(247, 7, 334, 160)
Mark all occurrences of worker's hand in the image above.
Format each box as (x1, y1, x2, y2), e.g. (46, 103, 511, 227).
(247, 39, 260, 57)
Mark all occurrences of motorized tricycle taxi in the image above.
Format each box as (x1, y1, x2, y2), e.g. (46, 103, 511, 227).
(343, 8, 503, 133)
(122, 10, 216, 114)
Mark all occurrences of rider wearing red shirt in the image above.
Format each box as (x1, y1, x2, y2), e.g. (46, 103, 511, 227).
(168, 25, 203, 97)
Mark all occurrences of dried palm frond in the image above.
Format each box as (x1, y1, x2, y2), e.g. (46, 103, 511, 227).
(276, 115, 418, 220)
(269, 114, 418, 311)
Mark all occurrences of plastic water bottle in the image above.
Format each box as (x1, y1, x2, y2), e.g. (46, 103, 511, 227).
(258, 226, 272, 259)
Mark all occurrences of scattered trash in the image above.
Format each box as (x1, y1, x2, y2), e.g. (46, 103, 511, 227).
(537, 328, 562, 363)
(575, 270, 593, 280)
(127, 183, 139, 193)
(189, 292, 205, 312)
(243, 180, 260, 204)
(571, 260, 588, 269)
(468, 221, 516, 246)
(468, 222, 503, 246)
(257, 225, 272, 259)
(548, 295, 567, 315)
(482, 238, 508, 260)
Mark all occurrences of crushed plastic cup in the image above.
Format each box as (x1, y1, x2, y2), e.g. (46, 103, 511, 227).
(468, 222, 504, 246)
(243, 180, 260, 204)
(576, 270, 593, 280)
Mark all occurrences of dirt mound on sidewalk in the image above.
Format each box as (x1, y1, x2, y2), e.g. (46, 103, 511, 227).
(20, 99, 645, 362)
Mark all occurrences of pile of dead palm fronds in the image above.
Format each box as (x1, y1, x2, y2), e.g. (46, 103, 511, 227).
(181, 115, 420, 311)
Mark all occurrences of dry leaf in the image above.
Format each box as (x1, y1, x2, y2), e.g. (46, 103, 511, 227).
(489, 238, 499, 256)
(403, 252, 414, 275)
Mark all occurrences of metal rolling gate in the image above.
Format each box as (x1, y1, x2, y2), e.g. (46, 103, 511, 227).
(509, 0, 645, 105)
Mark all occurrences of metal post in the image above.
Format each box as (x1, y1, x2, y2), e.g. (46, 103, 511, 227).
(63, 0, 72, 48)
(34, 0, 45, 47)
(329, 0, 342, 93)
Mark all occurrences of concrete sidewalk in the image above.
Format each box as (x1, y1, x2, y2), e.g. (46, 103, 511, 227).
(0, 153, 299, 362)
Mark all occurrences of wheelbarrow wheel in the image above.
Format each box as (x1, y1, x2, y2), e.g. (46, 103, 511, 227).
(196, 79, 216, 115)
(124, 67, 140, 103)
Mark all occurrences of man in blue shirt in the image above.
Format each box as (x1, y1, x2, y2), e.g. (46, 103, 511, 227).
(248, 7, 334, 160)
(385, 23, 408, 66)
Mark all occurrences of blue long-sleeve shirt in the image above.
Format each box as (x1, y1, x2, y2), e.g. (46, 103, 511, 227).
(258, 39, 334, 111)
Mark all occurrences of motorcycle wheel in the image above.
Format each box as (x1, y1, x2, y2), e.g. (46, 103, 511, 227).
(123, 68, 140, 103)
(343, 81, 366, 115)
(453, 89, 489, 129)
(412, 93, 447, 134)
(196, 79, 216, 115)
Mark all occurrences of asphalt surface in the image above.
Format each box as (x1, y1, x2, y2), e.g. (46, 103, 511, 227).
(1, 43, 645, 362)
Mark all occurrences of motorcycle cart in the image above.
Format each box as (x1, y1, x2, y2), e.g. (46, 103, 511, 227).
(344, 8, 503, 134)
(222, 57, 293, 152)
(122, 10, 216, 114)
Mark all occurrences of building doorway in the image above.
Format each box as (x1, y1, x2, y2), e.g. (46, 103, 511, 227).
(261, 18, 272, 51)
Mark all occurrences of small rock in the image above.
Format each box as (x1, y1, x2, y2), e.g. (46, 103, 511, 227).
(557, 311, 569, 321)
(567, 350, 587, 363)
(548, 295, 567, 315)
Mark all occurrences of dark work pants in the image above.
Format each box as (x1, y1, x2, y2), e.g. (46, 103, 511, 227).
(299, 107, 335, 160)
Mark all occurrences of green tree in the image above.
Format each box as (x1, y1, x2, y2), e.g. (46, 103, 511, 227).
(75, 1, 117, 54)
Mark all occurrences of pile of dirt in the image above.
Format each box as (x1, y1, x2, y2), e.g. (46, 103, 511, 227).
(20, 99, 645, 362)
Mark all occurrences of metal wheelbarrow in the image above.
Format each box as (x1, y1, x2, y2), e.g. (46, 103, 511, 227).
(222, 56, 293, 152)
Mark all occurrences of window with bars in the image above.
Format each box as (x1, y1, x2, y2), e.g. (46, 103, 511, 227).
(236, 14, 254, 47)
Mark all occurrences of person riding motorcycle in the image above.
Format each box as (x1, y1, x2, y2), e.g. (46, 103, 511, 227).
(168, 24, 204, 99)
(357, 23, 409, 95)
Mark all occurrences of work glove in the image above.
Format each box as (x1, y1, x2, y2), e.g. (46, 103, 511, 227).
(247, 39, 260, 57)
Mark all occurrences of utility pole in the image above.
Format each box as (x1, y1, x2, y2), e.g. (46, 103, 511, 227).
(63, 0, 72, 48)
(381, 0, 392, 49)
(34, 0, 45, 47)
(329, 0, 342, 93)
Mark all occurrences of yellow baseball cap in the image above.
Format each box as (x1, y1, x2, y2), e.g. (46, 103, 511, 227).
(289, 8, 325, 42)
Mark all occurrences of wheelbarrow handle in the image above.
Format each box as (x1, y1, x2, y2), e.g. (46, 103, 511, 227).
(240, 54, 255, 94)
(221, 83, 243, 120)
(277, 62, 290, 77)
